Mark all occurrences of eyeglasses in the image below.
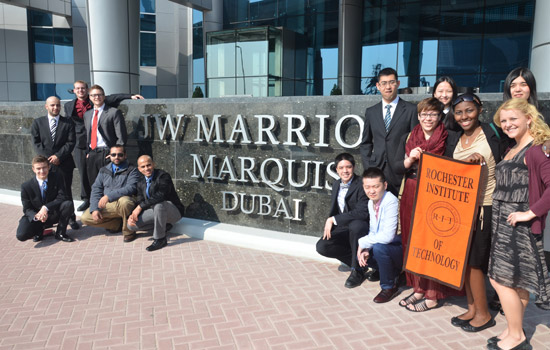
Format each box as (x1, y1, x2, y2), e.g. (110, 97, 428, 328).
(419, 112, 440, 119)
(452, 94, 481, 107)
(89, 93, 104, 98)
(110, 153, 125, 158)
(378, 80, 397, 87)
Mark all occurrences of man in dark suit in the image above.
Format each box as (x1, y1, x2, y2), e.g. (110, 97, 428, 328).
(64, 80, 143, 211)
(31, 96, 79, 230)
(84, 84, 130, 191)
(316, 153, 370, 288)
(127, 155, 185, 251)
(16, 155, 75, 242)
(360, 67, 418, 196)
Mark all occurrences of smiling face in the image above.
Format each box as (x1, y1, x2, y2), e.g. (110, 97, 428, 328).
(376, 74, 400, 103)
(418, 109, 441, 134)
(433, 82, 453, 108)
(336, 159, 354, 184)
(453, 101, 481, 133)
(73, 82, 88, 100)
(32, 161, 50, 181)
(509, 76, 531, 101)
(137, 156, 155, 178)
(362, 176, 387, 202)
(44, 96, 60, 117)
(499, 109, 531, 141)
(89, 88, 105, 108)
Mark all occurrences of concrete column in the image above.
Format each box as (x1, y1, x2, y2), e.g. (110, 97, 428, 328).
(530, 0, 550, 93)
(85, 0, 139, 95)
(338, 0, 363, 95)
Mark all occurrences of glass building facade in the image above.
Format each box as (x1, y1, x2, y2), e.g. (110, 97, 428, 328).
(195, 0, 535, 97)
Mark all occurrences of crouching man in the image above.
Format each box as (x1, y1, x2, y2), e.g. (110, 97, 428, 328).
(357, 167, 403, 303)
(127, 155, 185, 251)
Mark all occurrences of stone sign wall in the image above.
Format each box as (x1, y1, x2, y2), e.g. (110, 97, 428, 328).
(1, 93, 545, 237)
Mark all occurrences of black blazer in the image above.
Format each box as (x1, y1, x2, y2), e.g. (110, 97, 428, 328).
(63, 94, 131, 149)
(444, 122, 510, 162)
(329, 175, 369, 227)
(84, 105, 127, 150)
(136, 169, 185, 216)
(20, 172, 68, 222)
(360, 98, 418, 169)
(30, 116, 76, 171)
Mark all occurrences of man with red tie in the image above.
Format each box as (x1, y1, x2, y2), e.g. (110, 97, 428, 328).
(84, 85, 129, 190)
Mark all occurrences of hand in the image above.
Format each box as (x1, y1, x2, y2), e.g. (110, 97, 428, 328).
(128, 206, 142, 226)
(507, 210, 536, 226)
(543, 140, 550, 158)
(409, 147, 423, 161)
(92, 210, 103, 222)
(48, 155, 60, 165)
(357, 247, 369, 267)
(465, 152, 486, 165)
(34, 207, 48, 222)
(322, 217, 334, 240)
(98, 195, 109, 209)
(131, 94, 144, 100)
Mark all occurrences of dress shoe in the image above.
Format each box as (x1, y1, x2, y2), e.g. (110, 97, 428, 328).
(366, 269, 380, 282)
(461, 318, 496, 332)
(33, 234, 43, 242)
(487, 338, 532, 350)
(451, 316, 472, 327)
(488, 330, 525, 345)
(373, 287, 399, 303)
(77, 200, 90, 212)
(123, 233, 137, 243)
(344, 269, 366, 288)
(69, 218, 81, 230)
(55, 231, 75, 242)
(146, 237, 167, 251)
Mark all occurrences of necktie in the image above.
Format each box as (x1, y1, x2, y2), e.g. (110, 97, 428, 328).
(50, 118, 57, 141)
(384, 104, 392, 131)
(41, 180, 47, 202)
(113, 166, 119, 174)
(146, 178, 152, 199)
(90, 109, 99, 150)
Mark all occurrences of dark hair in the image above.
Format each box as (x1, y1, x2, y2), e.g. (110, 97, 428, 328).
(362, 167, 386, 183)
(417, 97, 444, 114)
(89, 84, 105, 94)
(432, 76, 458, 106)
(334, 153, 355, 168)
(110, 145, 126, 154)
(378, 67, 398, 80)
(32, 155, 49, 165)
(503, 67, 538, 109)
(452, 93, 482, 110)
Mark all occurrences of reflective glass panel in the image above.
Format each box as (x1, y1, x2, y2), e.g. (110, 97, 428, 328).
(193, 58, 205, 84)
(207, 32, 236, 78)
(323, 79, 338, 96)
(321, 48, 338, 79)
(140, 85, 157, 98)
(361, 43, 398, 78)
(32, 28, 54, 63)
(55, 84, 74, 100)
(193, 27, 203, 60)
(236, 76, 267, 96)
(193, 9, 203, 26)
(398, 40, 437, 85)
(436, 39, 482, 76)
(249, 0, 277, 20)
(29, 10, 52, 26)
(224, 0, 249, 24)
(208, 78, 236, 97)
(140, 0, 155, 13)
(35, 83, 55, 101)
(140, 14, 156, 31)
(140, 32, 156, 66)
(53, 28, 73, 64)
(237, 30, 268, 76)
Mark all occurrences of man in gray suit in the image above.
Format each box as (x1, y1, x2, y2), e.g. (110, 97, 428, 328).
(84, 84, 128, 188)
(360, 67, 418, 196)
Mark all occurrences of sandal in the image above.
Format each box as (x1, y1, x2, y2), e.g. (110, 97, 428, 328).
(399, 292, 421, 307)
(406, 299, 440, 312)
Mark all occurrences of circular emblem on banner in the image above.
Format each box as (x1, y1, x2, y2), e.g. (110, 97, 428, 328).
(426, 201, 461, 237)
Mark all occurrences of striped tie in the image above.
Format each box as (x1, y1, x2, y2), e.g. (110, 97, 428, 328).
(50, 118, 57, 141)
(384, 105, 391, 131)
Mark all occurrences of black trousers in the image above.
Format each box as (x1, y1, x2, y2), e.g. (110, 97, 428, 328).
(73, 147, 90, 200)
(86, 148, 110, 188)
(316, 219, 369, 269)
(16, 201, 74, 241)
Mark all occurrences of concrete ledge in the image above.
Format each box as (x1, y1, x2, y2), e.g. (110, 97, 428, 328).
(0, 189, 335, 264)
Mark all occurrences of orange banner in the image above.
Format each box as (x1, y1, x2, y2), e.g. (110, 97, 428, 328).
(404, 153, 483, 289)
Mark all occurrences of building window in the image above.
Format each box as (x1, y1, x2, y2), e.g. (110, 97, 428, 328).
(28, 10, 73, 64)
(140, 85, 157, 98)
(140, 0, 156, 66)
(33, 83, 74, 100)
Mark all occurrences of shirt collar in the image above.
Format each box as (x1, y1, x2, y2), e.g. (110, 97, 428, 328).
(340, 175, 354, 187)
(382, 96, 399, 109)
(95, 104, 105, 112)
(48, 114, 59, 122)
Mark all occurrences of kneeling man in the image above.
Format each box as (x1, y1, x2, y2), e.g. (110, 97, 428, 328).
(357, 167, 403, 303)
(127, 155, 185, 251)
(17, 155, 75, 242)
(81, 145, 139, 242)
(316, 153, 370, 288)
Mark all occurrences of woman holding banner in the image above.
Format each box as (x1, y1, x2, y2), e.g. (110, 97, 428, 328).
(488, 99, 550, 350)
(445, 93, 509, 333)
(393, 97, 457, 312)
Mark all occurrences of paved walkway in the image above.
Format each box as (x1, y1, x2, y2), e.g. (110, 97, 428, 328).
(0, 203, 548, 350)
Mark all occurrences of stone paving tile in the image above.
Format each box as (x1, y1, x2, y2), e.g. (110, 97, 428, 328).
(0, 203, 549, 349)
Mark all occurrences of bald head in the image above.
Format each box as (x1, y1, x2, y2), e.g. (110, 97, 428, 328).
(45, 96, 61, 117)
(137, 155, 155, 177)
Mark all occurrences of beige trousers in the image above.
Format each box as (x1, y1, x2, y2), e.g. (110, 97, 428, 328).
(81, 196, 136, 236)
